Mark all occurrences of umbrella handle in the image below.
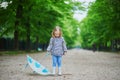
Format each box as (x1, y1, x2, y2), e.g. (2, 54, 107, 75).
(25, 63, 29, 69)
(22, 63, 29, 71)
(40, 52, 50, 63)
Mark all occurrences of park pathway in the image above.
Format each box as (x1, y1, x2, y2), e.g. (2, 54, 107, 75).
(0, 49, 120, 80)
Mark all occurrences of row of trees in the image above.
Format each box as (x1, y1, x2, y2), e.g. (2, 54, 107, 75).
(79, 0, 120, 51)
(1, 0, 119, 51)
(0, 0, 83, 51)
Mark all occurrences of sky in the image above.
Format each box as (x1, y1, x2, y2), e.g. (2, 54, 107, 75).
(73, 0, 96, 21)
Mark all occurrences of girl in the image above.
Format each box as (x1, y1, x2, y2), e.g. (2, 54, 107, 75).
(47, 26, 67, 75)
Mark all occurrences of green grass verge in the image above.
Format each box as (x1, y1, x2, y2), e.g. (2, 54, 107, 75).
(0, 50, 45, 56)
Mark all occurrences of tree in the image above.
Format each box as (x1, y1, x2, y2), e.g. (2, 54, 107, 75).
(0, 0, 84, 51)
(79, 0, 120, 51)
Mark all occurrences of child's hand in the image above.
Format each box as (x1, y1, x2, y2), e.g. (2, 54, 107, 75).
(46, 51, 50, 56)
(47, 51, 50, 53)
(63, 51, 67, 55)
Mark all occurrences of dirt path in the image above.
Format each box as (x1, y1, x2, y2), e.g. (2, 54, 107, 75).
(0, 49, 120, 80)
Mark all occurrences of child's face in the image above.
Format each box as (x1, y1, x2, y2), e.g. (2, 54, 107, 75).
(54, 30, 60, 37)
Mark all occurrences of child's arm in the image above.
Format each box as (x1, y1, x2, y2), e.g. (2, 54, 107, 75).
(62, 38, 67, 54)
(47, 38, 53, 52)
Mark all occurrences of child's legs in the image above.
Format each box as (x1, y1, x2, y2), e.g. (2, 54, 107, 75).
(57, 56, 62, 67)
(52, 55, 57, 67)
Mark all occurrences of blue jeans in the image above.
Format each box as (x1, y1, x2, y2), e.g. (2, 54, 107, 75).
(52, 55, 62, 67)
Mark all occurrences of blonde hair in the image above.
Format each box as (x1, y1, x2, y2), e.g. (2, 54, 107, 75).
(52, 26, 62, 38)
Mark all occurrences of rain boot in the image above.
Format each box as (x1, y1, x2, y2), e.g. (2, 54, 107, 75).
(58, 67, 62, 76)
(52, 67, 56, 75)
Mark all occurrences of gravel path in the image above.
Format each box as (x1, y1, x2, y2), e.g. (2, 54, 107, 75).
(0, 49, 120, 80)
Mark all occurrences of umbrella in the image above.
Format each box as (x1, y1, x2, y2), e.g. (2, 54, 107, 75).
(25, 53, 51, 75)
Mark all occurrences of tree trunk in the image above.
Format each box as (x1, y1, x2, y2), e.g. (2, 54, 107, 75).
(25, 5, 33, 51)
(14, 2, 23, 50)
(14, 28, 19, 50)
(111, 40, 116, 52)
(35, 36, 39, 50)
(26, 21, 31, 51)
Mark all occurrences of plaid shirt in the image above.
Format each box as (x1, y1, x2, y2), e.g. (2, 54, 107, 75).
(47, 37, 67, 56)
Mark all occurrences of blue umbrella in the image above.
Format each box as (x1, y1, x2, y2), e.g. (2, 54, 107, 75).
(25, 53, 51, 75)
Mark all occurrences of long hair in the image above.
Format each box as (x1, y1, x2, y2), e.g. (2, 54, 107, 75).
(52, 26, 62, 38)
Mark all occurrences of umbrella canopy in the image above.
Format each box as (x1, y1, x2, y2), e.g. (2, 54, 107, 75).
(27, 55, 51, 75)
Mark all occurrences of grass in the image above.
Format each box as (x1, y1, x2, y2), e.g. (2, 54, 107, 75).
(0, 50, 45, 56)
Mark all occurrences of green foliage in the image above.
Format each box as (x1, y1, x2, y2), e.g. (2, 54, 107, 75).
(79, 0, 120, 50)
(0, 0, 84, 50)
